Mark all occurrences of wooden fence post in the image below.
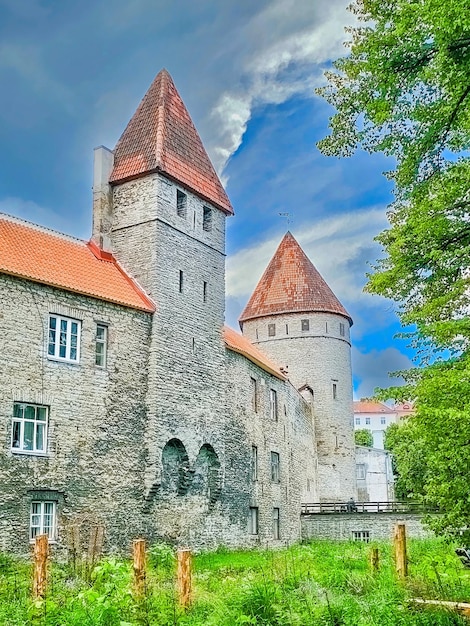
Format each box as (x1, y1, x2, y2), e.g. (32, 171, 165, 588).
(369, 547, 379, 573)
(177, 548, 192, 609)
(133, 539, 147, 598)
(394, 523, 408, 578)
(33, 534, 48, 599)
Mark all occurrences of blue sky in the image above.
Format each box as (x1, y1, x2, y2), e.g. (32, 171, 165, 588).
(0, 0, 415, 398)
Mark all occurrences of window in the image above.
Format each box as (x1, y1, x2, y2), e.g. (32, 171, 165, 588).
(270, 389, 278, 421)
(339, 322, 345, 337)
(48, 315, 80, 362)
(273, 508, 280, 539)
(366, 417, 371, 425)
(95, 324, 107, 367)
(271, 451, 280, 482)
(355, 417, 360, 425)
(12, 403, 48, 454)
(249, 507, 259, 535)
(203, 281, 207, 302)
(30, 501, 56, 541)
(252, 445, 258, 481)
(268, 323, 276, 337)
(285, 324, 289, 335)
(251, 377, 258, 412)
(381, 417, 386, 425)
(352, 530, 370, 543)
(179, 270, 184, 293)
(301, 319, 309, 331)
(356, 464, 366, 480)
(177, 190, 187, 218)
(203, 206, 212, 231)
(332, 383, 337, 400)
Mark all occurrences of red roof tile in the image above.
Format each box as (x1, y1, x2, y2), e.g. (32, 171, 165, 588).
(0, 214, 155, 312)
(353, 401, 394, 414)
(239, 232, 352, 325)
(223, 326, 286, 380)
(109, 69, 233, 215)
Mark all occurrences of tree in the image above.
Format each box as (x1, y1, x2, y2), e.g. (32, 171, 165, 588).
(317, 0, 470, 534)
(354, 428, 373, 447)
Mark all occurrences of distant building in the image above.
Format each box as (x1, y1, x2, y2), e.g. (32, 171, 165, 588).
(353, 400, 414, 449)
(356, 446, 394, 502)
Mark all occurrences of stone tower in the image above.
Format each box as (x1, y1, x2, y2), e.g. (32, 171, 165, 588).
(90, 69, 242, 542)
(239, 232, 357, 502)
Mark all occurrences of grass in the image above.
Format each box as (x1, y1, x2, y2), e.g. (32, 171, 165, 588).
(1, 538, 470, 625)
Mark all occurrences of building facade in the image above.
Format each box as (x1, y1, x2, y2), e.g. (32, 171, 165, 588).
(0, 69, 356, 555)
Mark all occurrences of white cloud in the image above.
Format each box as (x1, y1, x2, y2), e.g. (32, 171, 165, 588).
(208, 0, 354, 174)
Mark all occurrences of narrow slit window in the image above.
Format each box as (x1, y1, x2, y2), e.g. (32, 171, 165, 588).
(179, 270, 184, 293)
(176, 190, 187, 218)
(339, 322, 345, 337)
(252, 445, 258, 481)
(203, 206, 212, 232)
(273, 508, 280, 539)
(95, 324, 107, 367)
(249, 507, 259, 534)
(332, 383, 337, 399)
(203, 281, 207, 302)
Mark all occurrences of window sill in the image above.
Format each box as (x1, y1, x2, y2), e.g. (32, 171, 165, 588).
(47, 356, 80, 365)
(11, 450, 49, 457)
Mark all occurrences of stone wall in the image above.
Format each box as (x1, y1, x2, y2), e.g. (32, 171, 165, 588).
(301, 513, 436, 541)
(0, 274, 152, 554)
(242, 311, 356, 503)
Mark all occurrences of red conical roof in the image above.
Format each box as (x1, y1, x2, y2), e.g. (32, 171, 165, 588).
(109, 69, 233, 215)
(239, 232, 352, 325)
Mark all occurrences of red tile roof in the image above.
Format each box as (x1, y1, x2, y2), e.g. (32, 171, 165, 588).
(0, 214, 155, 312)
(223, 326, 286, 380)
(353, 401, 394, 414)
(239, 232, 352, 325)
(109, 69, 233, 215)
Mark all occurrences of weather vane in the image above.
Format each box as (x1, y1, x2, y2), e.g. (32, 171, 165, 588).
(279, 212, 292, 226)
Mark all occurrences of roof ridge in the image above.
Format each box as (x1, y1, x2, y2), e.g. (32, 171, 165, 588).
(0, 212, 85, 245)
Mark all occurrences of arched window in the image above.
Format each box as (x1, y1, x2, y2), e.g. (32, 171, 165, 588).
(161, 439, 191, 495)
(189, 444, 222, 508)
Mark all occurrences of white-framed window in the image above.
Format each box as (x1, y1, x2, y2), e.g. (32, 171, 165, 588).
(249, 507, 259, 535)
(48, 315, 80, 362)
(11, 403, 48, 454)
(270, 389, 278, 421)
(273, 508, 280, 539)
(252, 445, 258, 481)
(356, 463, 366, 480)
(352, 530, 370, 542)
(203, 206, 212, 231)
(177, 189, 187, 218)
(95, 324, 107, 367)
(355, 417, 360, 425)
(30, 501, 56, 541)
(271, 451, 280, 482)
(366, 417, 371, 425)
(381, 417, 386, 425)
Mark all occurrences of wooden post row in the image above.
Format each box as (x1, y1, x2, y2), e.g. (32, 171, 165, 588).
(33, 534, 48, 599)
(133, 539, 147, 598)
(177, 548, 192, 608)
(394, 523, 408, 578)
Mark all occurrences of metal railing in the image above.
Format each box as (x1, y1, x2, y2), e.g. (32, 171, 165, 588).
(300, 501, 438, 515)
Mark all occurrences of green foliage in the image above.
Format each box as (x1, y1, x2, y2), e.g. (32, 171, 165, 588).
(355, 428, 374, 447)
(148, 541, 176, 571)
(3, 540, 470, 625)
(317, 0, 470, 534)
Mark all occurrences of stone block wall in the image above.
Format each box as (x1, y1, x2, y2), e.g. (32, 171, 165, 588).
(0, 274, 152, 554)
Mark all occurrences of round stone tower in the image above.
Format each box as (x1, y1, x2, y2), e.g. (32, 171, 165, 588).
(239, 232, 357, 502)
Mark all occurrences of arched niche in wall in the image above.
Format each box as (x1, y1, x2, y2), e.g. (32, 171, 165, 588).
(161, 438, 192, 495)
(189, 443, 222, 509)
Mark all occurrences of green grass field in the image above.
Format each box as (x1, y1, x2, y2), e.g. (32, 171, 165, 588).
(1, 538, 470, 625)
